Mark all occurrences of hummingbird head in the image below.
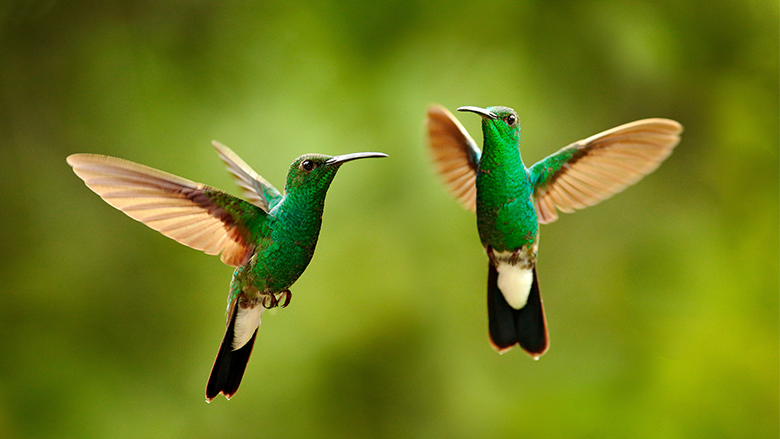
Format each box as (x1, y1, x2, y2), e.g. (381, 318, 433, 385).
(458, 106, 521, 147)
(284, 152, 387, 197)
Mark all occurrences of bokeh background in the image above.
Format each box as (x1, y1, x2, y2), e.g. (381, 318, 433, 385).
(1, 1, 777, 438)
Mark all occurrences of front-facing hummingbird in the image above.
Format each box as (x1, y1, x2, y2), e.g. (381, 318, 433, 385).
(67, 142, 387, 401)
(427, 105, 682, 358)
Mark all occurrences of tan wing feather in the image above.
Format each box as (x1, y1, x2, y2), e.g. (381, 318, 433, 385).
(426, 105, 481, 212)
(67, 154, 258, 266)
(211, 141, 281, 212)
(534, 118, 682, 224)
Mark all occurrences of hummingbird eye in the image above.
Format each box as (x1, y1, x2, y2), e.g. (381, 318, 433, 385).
(300, 160, 315, 171)
(506, 114, 517, 126)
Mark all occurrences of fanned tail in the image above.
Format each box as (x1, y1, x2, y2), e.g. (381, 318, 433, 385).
(487, 264, 549, 357)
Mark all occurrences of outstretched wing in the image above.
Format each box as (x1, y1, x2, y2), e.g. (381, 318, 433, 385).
(426, 104, 482, 212)
(67, 154, 268, 267)
(211, 141, 283, 212)
(530, 118, 682, 224)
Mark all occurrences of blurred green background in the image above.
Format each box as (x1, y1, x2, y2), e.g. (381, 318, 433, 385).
(1, 0, 777, 438)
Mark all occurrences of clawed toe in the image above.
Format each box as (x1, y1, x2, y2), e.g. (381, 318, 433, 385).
(260, 290, 292, 309)
(261, 294, 277, 309)
(279, 290, 292, 308)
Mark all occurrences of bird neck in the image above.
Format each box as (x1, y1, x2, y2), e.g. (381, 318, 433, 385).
(478, 122, 528, 189)
(270, 181, 332, 240)
(476, 123, 537, 250)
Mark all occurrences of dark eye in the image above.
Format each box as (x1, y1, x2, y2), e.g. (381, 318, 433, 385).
(301, 160, 314, 171)
(506, 114, 517, 126)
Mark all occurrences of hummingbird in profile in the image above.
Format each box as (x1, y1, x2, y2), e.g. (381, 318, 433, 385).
(67, 142, 387, 401)
(426, 104, 682, 358)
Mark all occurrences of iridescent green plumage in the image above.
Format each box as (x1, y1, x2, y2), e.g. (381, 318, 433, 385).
(471, 107, 539, 252)
(67, 144, 386, 401)
(427, 104, 682, 356)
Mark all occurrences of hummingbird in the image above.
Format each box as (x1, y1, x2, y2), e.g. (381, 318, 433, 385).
(67, 142, 387, 401)
(426, 104, 682, 358)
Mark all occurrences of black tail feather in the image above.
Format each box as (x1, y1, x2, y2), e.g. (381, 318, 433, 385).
(487, 264, 549, 356)
(205, 302, 257, 402)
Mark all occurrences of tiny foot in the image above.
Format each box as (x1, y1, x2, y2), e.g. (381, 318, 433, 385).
(261, 293, 278, 309)
(278, 290, 292, 308)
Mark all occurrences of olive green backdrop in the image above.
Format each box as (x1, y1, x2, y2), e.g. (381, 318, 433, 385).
(1, 1, 777, 438)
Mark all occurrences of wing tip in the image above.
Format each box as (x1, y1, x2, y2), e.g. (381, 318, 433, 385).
(644, 117, 683, 133)
(65, 153, 81, 167)
(426, 103, 450, 116)
(66, 153, 109, 169)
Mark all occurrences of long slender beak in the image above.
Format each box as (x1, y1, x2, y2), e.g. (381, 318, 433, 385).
(325, 152, 388, 166)
(457, 106, 498, 120)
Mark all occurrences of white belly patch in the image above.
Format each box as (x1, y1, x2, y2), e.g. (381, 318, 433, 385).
(494, 252, 534, 310)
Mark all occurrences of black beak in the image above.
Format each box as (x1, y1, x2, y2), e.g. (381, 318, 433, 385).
(457, 106, 498, 120)
(325, 152, 388, 166)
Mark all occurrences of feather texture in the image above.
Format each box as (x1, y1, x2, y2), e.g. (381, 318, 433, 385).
(206, 298, 257, 402)
(426, 105, 481, 212)
(67, 153, 264, 266)
(232, 303, 263, 350)
(530, 119, 682, 223)
(211, 141, 283, 212)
